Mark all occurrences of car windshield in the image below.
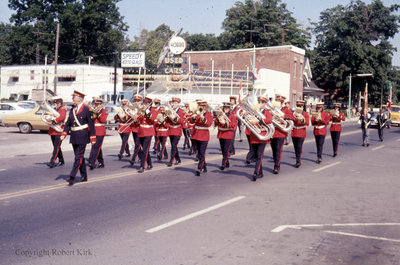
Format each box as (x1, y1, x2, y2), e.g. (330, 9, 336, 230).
(391, 107, 400, 112)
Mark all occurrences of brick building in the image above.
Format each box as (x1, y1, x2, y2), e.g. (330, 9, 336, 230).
(182, 45, 306, 106)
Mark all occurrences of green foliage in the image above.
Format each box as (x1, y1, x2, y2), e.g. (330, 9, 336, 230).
(1, 0, 128, 66)
(221, 0, 311, 49)
(184, 33, 221, 51)
(311, 0, 400, 107)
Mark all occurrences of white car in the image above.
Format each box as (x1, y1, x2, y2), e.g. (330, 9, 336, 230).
(0, 102, 32, 125)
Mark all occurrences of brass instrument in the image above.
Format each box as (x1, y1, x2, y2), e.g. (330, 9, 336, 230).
(311, 109, 322, 121)
(294, 107, 305, 122)
(265, 101, 294, 133)
(115, 107, 126, 120)
(137, 99, 153, 116)
(215, 108, 231, 124)
(236, 97, 274, 141)
(40, 101, 63, 132)
(156, 112, 165, 124)
(331, 109, 339, 118)
(164, 103, 179, 121)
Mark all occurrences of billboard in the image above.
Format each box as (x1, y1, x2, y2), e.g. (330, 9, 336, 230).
(121, 52, 145, 68)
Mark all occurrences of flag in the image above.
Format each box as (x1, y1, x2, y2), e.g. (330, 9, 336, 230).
(363, 82, 368, 116)
(388, 81, 392, 111)
(251, 63, 261, 80)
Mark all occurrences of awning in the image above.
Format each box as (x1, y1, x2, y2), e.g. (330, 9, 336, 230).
(57, 69, 77, 77)
(9, 70, 19, 77)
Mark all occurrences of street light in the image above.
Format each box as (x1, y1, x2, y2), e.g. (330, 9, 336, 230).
(348, 73, 373, 117)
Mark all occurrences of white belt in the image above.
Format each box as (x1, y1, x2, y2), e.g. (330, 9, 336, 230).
(95, 123, 105, 127)
(158, 128, 168, 131)
(314, 125, 326, 130)
(140, 124, 154, 128)
(170, 124, 181, 128)
(71, 124, 88, 131)
(294, 126, 306, 129)
(195, 126, 210, 130)
(218, 127, 233, 131)
(331, 122, 341, 125)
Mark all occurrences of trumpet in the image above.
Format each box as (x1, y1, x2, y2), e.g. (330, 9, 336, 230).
(236, 97, 274, 141)
(164, 103, 179, 121)
(311, 109, 322, 121)
(265, 102, 294, 133)
(156, 112, 166, 124)
(40, 101, 63, 132)
(331, 109, 339, 118)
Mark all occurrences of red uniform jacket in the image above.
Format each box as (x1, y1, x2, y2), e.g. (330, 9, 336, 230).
(216, 111, 238, 140)
(330, 112, 345, 132)
(115, 108, 132, 134)
(311, 111, 330, 136)
(272, 107, 294, 138)
(48, 106, 67, 136)
(93, 108, 109, 136)
(191, 111, 213, 142)
(155, 120, 170, 137)
(250, 109, 273, 144)
(291, 111, 309, 138)
(168, 108, 185, 136)
(138, 108, 157, 137)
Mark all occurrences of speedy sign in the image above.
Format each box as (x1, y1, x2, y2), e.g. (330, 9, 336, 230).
(169, 36, 187, 55)
(121, 52, 145, 67)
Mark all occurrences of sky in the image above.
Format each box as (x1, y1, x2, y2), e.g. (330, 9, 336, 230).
(1, 0, 399, 65)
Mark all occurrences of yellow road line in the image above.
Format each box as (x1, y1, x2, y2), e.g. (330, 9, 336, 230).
(0, 129, 361, 201)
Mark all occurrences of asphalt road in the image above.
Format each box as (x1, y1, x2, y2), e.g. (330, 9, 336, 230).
(1, 122, 400, 265)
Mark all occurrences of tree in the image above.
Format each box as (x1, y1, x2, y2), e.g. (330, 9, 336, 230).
(184, 33, 221, 51)
(220, 0, 311, 49)
(311, 0, 400, 106)
(4, 0, 128, 65)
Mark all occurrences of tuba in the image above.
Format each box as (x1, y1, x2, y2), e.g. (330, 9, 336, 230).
(294, 107, 305, 122)
(265, 101, 294, 133)
(40, 101, 63, 132)
(236, 97, 274, 141)
(214, 105, 231, 124)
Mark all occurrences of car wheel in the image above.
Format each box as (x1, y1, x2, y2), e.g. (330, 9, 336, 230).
(19, 122, 32, 133)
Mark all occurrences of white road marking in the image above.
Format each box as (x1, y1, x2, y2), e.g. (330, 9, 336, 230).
(271, 223, 400, 233)
(372, 145, 385, 151)
(0, 169, 5, 172)
(324, 230, 400, 243)
(396, 139, 400, 142)
(312, 161, 342, 173)
(146, 196, 246, 233)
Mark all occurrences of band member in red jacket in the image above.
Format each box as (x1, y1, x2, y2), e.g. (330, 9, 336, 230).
(47, 96, 67, 168)
(167, 97, 185, 167)
(291, 100, 309, 168)
(129, 95, 143, 165)
(311, 102, 331, 163)
(270, 95, 294, 174)
(249, 96, 273, 181)
(152, 98, 162, 154)
(115, 99, 132, 160)
(182, 103, 191, 150)
(329, 103, 346, 157)
(88, 98, 109, 169)
(229, 96, 239, 155)
(190, 101, 213, 176)
(155, 107, 169, 161)
(61, 90, 96, 185)
(137, 97, 157, 173)
(215, 102, 238, 170)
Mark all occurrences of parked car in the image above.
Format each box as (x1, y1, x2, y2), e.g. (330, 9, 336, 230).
(104, 103, 119, 130)
(1, 106, 50, 133)
(368, 111, 379, 128)
(0, 102, 32, 125)
(389, 105, 400, 127)
(19, 100, 40, 108)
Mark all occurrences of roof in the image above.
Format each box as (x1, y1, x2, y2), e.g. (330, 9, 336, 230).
(184, 45, 305, 56)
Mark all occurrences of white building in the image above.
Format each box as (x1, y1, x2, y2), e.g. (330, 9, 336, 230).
(0, 64, 123, 102)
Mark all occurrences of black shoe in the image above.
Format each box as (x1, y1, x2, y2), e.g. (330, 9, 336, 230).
(146, 164, 153, 170)
(138, 167, 144, 173)
(97, 163, 104, 168)
(66, 177, 75, 185)
(362, 143, 365, 147)
(164, 155, 168, 160)
(220, 166, 225, 170)
(118, 154, 122, 160)
(129, 159, 135, 166)
(81, 177, 87, 182)
(202, 167, 207, 173)
(157, 154, 162, 160)
(89, 163, 94, 170)
(379, 139, 383, 142)
(295, 161, 301, 168)
(152, 150, 157, 154)
(174, 160, 181, 165)
(239, 139, 243, 142)
(194, 157, 199, 162)
(245, 160, 251, 165)
(251, 173, 257, 182)
(258, 174, 263, 178)
(273, 167, 280, 174)
(366, 143, 369, 147)
(195, 170, 201, 176)
(167, 162, 173, 167)
(58, 161, 65, 166)
(317, 158, 322, 164)
(333, 153, 337, 157)
(47, 163, 55, 168)
(188, 150, 193, 156)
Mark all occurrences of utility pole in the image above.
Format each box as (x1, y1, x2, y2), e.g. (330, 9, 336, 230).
(54, 23, 59, 95)
(113, 50, 118, 105)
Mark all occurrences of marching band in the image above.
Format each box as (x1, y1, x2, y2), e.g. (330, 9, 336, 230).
(44, 90, 352, 184)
